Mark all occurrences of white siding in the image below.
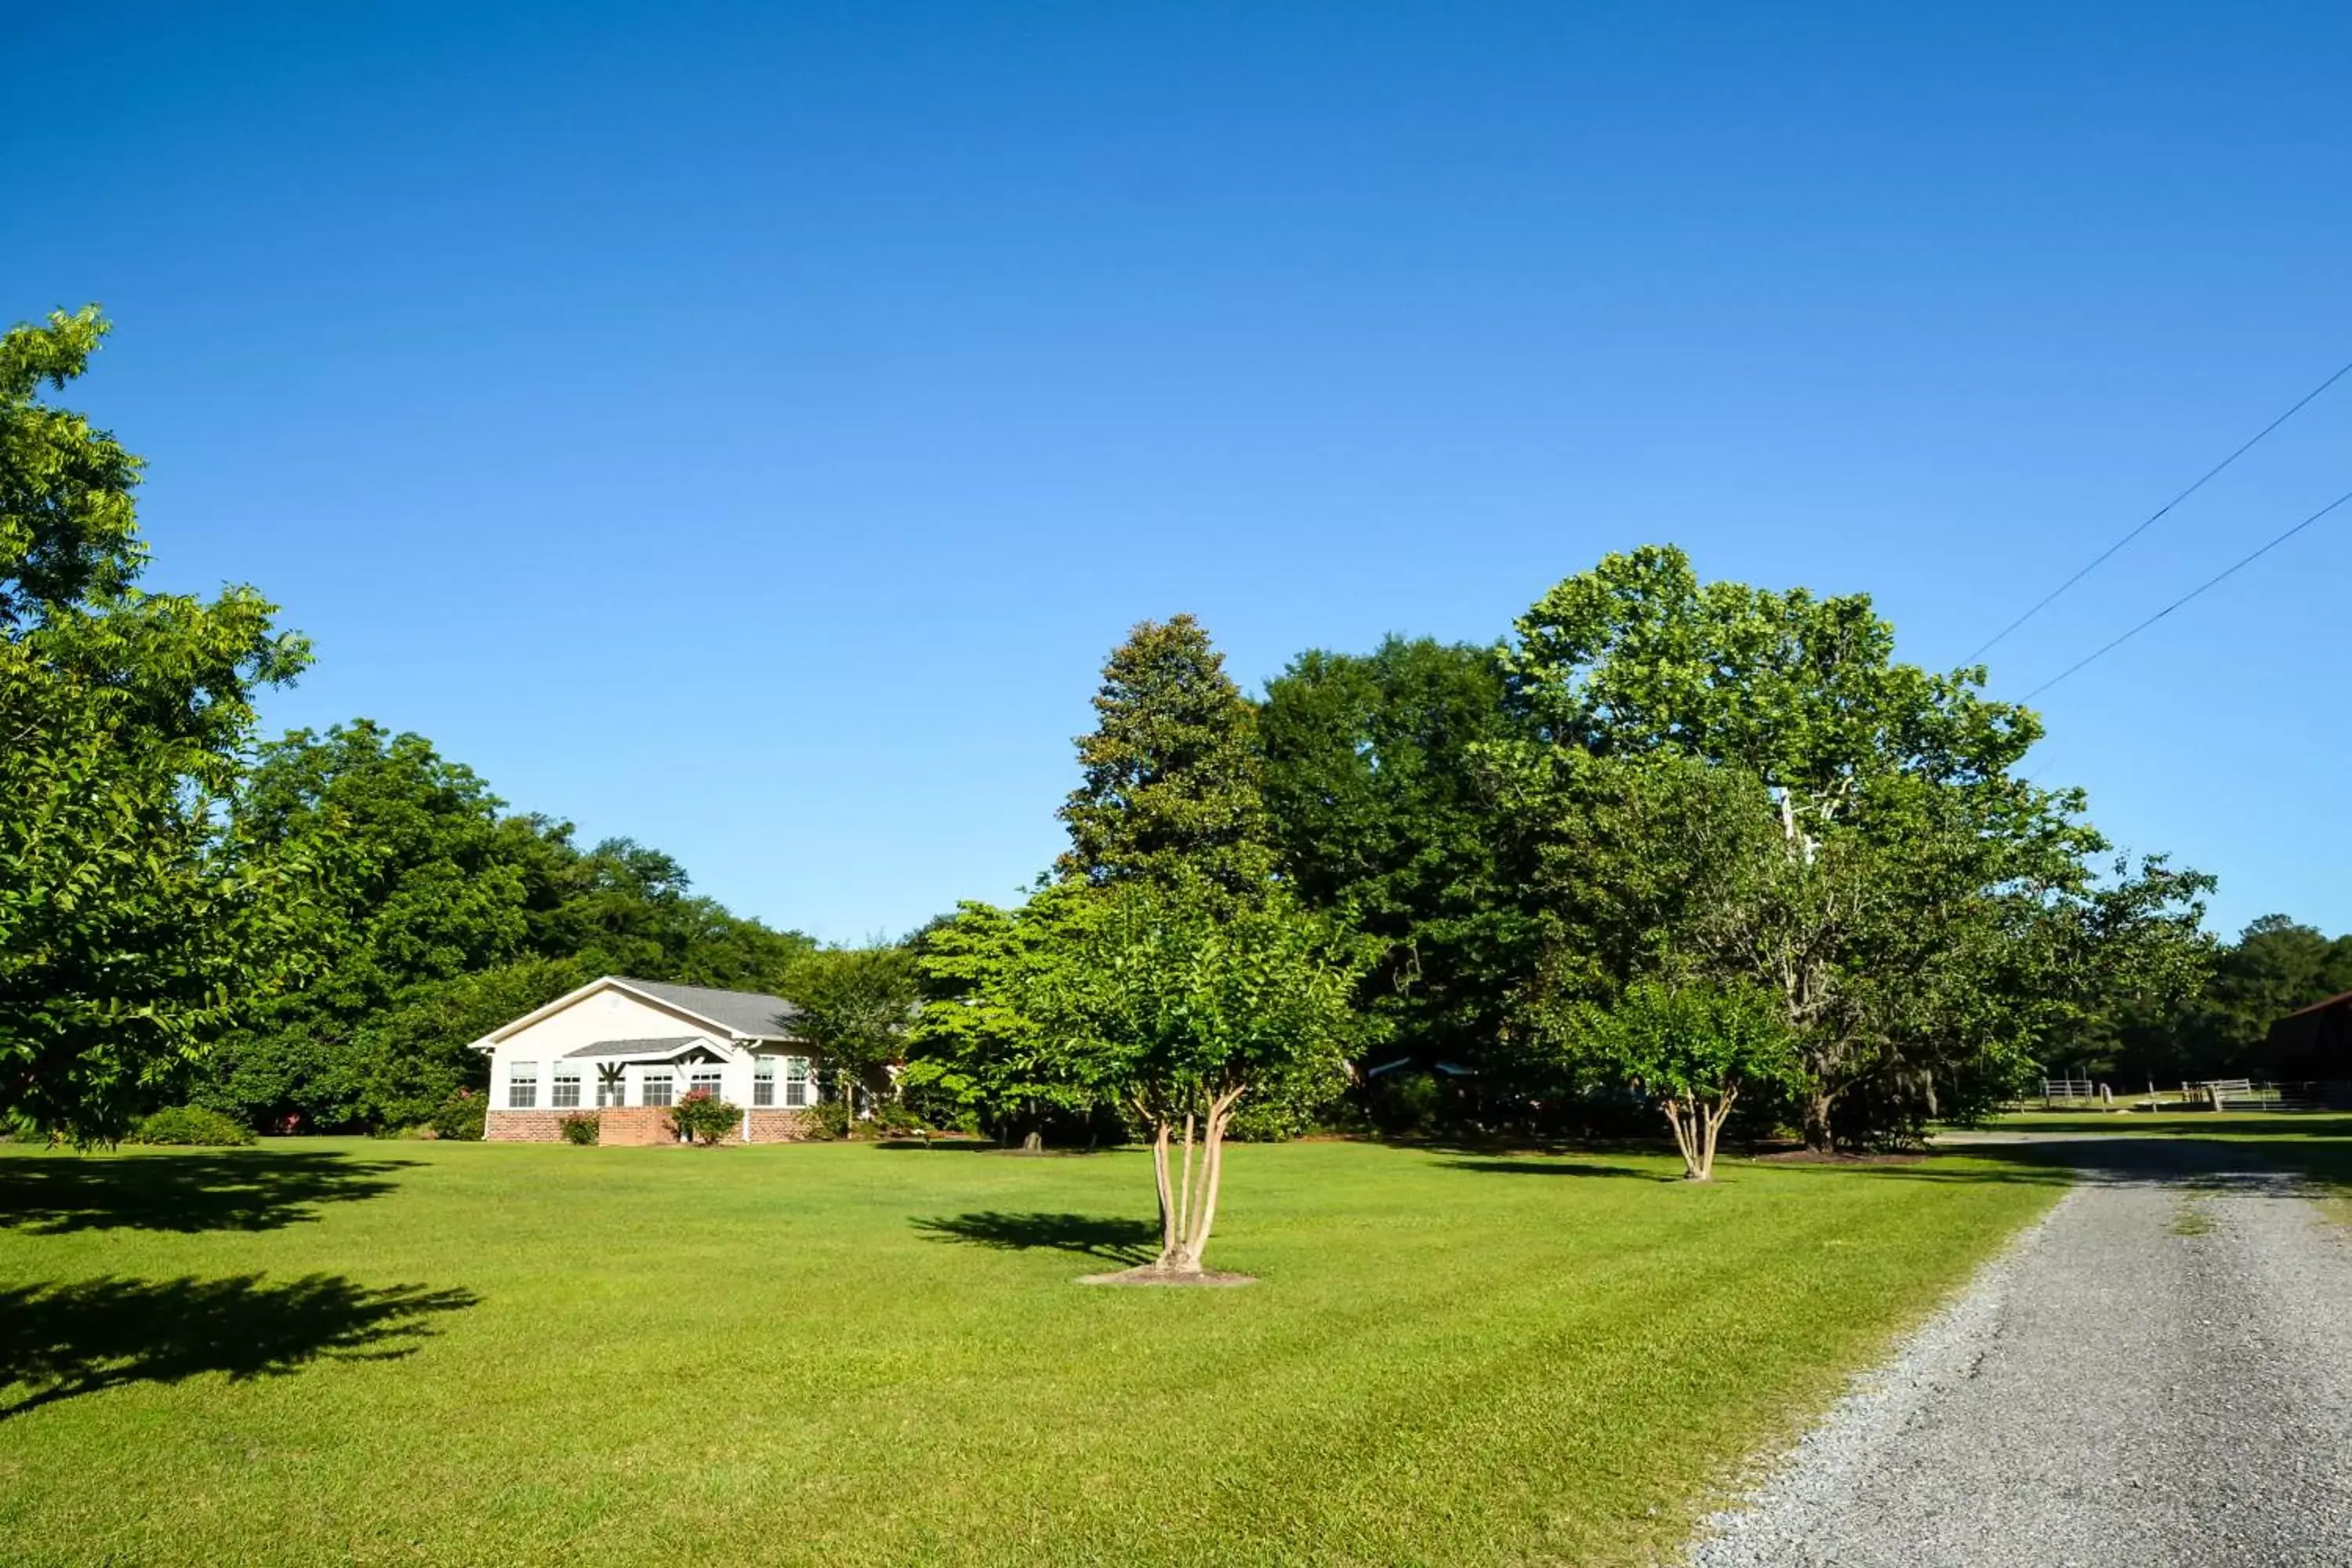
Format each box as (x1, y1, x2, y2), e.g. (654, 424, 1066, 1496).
(480, 982, 811, 1112)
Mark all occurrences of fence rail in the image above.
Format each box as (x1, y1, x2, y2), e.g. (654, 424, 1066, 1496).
(2018, 1080, 2331, 1112)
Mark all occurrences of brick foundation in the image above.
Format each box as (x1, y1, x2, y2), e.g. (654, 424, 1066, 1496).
(484, 1106, 815, 1145)
(745, 1109, 817, 1143)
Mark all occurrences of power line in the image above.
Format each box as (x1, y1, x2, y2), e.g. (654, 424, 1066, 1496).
(1969, 357, 2352, 662)
(2021, 485, 2352, 700)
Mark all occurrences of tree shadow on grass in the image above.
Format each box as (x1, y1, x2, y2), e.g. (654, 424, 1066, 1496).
(0, 1151, 414, 1236)
(912, 1210, 1160, 1266)
(0, 1273, 479, 1421)
(1440, 1158, 1682, 1182)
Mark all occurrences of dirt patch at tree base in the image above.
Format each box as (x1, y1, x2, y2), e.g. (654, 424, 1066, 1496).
(1076, 1266, 1258, 1287)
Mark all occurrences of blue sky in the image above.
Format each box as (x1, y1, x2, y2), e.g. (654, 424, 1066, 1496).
(17, 2, 2350, 942)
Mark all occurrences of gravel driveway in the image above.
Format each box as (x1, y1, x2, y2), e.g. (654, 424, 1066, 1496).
(1682, 1138, 2352, 1567)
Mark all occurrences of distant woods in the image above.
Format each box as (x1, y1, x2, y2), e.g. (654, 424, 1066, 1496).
(2, 306, 2332, 1150)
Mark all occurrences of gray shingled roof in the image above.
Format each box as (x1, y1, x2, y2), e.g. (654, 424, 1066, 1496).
(561, 1036, 707, 1061)
(612, 978, 799, 1039)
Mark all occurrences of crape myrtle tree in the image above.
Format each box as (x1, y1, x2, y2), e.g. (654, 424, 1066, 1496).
(0, 308, 317, 1144)
(1492, 546, 2209, 1149)
(1563, 978, 1798, 1181)
(1022, 881, 1365, 1279)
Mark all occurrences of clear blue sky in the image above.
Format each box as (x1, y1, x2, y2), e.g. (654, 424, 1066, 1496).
(19, 2, 2350, 942)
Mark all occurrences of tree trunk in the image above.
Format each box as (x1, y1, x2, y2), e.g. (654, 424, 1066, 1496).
(1802, 1087, 1836, 1153)
(1146, 1087, 1247, 1273)
(1660, 1098, 1703, 1180)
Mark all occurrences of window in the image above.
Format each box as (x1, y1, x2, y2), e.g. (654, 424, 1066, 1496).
(784, 1056, 809, 1109)
(596, 1066, 625, 1108)
(642, 1071, 673, 1108)
(507, 1062, 539, 1110)
(688, 1066, 724, 1102)
(753, 1057, 775, 1107)
(550, 1069, 581, 1109)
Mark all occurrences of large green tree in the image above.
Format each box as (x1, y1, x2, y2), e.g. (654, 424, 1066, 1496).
(903, 885, 1106, 1148)
(1260, 637, 1526, 1068)
(1057, 615, 1274, 898)
(0, 308, 313, 1143)
(1493, 546, 2209, 1149)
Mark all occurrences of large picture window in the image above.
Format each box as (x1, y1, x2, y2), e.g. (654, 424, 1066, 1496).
(753, 1057, 775, 1107)
(507, 1062, 539, 1110)
(642, 1071, 673, 1108)
(784, 1056, 809, 1109)
(688, 1065, 724, 1101)
(550, 1069, 581, 1109)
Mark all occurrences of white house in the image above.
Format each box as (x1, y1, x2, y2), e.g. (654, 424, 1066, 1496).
(470, 975, 818, 1144)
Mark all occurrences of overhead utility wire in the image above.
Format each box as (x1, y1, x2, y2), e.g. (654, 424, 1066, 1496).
(1969, 357, 2352, 662)
(2021, 485, 2352, 700)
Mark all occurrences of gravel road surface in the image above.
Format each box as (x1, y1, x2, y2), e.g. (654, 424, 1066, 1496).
(1683, 1138, 2352, 1567)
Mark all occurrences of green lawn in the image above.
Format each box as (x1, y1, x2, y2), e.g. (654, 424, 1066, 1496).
(0, 1138, 2062, 1567)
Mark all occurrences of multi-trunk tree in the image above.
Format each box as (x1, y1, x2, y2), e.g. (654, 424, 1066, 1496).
(1563, 978, 1798, 1181)
(1020, 882, 1363, 1279)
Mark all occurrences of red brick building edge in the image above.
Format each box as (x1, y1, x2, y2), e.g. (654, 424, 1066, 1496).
(483, 1108, 816, 1145)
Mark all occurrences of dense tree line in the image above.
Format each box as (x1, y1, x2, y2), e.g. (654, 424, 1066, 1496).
(2077, 915, 2352, 1089)
(5, 305, 2330, 1160)
(0, 310, 809, 1142)
(194, 720, 814, 1131)
(907, 565, 2219, 1157)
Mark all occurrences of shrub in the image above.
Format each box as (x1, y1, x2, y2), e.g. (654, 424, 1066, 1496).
(129, 1105, 256, 1147)
(869, 1102, 928, 1139)
(557, 1112, 601, 1146)
(800, 1097, 854, 1141)
(667, 1088, 741, 1145)
(429, 1087, 485, 1142)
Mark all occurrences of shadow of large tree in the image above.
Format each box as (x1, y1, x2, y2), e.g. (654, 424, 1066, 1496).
(0, 1151, 413, 1235)
(0, 1273, 478, 1420)
(1440, 1158, 1679, 1182)
(912, 1210, 1160, 1265)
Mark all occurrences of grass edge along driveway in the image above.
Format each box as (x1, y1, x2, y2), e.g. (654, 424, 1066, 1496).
(0, 1138, 2067, 1568)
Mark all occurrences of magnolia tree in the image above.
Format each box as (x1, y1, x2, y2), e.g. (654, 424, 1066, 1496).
(1025, 883, 1364, 1281)
(1568, 979, 1797, 1181)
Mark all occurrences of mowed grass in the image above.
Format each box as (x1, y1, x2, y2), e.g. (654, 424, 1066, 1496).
(0, 1138, 2060, 1567)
